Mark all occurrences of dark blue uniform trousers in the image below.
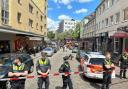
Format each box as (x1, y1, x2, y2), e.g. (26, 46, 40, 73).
(62, 76, 73, 89)
(38, 76, 49, 89)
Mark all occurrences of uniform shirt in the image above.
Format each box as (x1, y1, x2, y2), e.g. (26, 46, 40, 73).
(36, 58, 51, 74)
(119, 54, 128, 68)
(9, 63, 28, 77)
(103, 59, 113, 73)
(59, 61, 71, 73)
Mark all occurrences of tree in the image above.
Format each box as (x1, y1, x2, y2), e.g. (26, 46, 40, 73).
(72, 23, 80, 39)
(47, 31, 55, 40)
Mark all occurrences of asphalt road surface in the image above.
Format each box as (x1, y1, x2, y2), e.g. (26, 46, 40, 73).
(25, 49, 128, 89)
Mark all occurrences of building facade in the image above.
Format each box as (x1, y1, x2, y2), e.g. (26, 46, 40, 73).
(81, 0, 128, 54)
(95, 0, 128, 54)
(0, 0, 47, 53)
(58, 19, 77, 32)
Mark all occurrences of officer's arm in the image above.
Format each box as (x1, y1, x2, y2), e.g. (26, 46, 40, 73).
(20, 65, 28, 76)
(46, 59, 51, 74)
(8, 72, 16, 77)
(36, 60, 42, 74)
(59, 64, 64, 73)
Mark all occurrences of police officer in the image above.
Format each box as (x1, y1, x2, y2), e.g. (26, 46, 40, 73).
(8, 55, 28, 89)
(119, 49, 128, 79)
(59, 56, 73, 89)
(36, 52, 51, 89)
(101, 52, 115, 89)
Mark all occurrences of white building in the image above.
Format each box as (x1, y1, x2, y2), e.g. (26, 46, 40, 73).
(58, 19, 78, 32)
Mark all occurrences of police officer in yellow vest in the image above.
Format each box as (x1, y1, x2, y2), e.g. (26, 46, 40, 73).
(36, 52, 51, 89)
(119, 49, 128, 79)
(8, 55, 28, 89)
(101, 52, 115, 89)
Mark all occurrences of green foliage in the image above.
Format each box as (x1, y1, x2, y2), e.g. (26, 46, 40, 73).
(47, 31, 55, 40)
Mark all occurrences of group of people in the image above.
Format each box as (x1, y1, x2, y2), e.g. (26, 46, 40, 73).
(0, 52, 73, 89)
(102, 50, 128, 89)
(0, 49, 128, 89)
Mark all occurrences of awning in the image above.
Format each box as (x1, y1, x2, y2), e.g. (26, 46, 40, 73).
(111, 32, 128, 38)
(0, 26, 44, 37)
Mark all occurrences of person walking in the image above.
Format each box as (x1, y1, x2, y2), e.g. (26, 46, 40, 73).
(101, 52, 115, 89)
(119, 49, 128, 79)
(59, 56, 73, 89)
(8, 55, 28, 89)
(36, 52, 51, 89)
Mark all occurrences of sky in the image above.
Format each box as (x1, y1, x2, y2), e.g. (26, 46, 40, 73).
(48, 0, 100, 31)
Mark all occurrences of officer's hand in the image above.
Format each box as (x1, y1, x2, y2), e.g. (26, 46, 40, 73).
(14, 73, 21, 77)
(111, 64, 115, 67)
(41, 73, 48, 78)
(106, 65, 111, 69)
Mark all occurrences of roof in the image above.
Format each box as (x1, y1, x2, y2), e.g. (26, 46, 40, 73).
(86, 52, 105, 59)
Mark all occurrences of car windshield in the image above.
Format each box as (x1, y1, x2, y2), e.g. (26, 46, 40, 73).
(89, 58, 104, 65)
(45, 48, 52, 51)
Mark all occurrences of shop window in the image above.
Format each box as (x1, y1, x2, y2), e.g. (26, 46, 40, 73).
(124, 7, 128, 20)
(114, 38, 120, 53)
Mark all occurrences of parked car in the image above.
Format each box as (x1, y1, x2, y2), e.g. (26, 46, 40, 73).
(80, 52, 115, 79)
(76, 50, 86, 62)
(72, 47, 79, 53)
(42, 47, 54, 57)
(0, 53, 34, 79)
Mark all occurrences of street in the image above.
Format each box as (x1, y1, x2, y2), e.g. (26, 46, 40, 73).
(25, 49, 128, 89)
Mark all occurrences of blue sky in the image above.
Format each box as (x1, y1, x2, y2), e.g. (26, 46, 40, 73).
(48, 0, 100, 31)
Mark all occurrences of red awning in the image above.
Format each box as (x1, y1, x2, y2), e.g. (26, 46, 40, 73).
(111, 32, 128, 38)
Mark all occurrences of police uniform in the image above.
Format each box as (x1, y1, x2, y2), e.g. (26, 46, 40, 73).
(36, 58, 51, 89)
(102, 59, 114, 89)
(9, 63, 28, 89)
(0, 81, 7, 89)
(59, 57, 73, 89)
(119, 54, 128, 78)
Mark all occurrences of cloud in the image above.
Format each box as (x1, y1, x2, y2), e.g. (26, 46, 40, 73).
(58, 15, 72, 20)
(67, 5, 72, 9)
(47, 18, 59, 31)
(54, 0, 71, 5)
(75, 8, 88, 14)
(78, 0, 93, 3)
(48, 7, 53, 11)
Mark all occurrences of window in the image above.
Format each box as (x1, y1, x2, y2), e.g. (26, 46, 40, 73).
(124, 7, 128, 20)
(105, 18, 108, 26)
(17, 12, 21, 23)
(29, 4, 33, 13)
(18, 0, 21, 4)
(36, 23, 38, 30)
(102, 20, 104, 28)
(40, 26, 43, 31)
(36, 11, 38, 18)
(110, 15, 114, 25)
(112, 0, 115, 5)
(1, 0, 9, 24)
(115, 12, 120, 23)
(29, 19, 33, 27)
(41, 15, 43, 21)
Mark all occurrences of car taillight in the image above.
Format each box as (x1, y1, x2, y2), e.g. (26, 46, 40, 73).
(87, 64, 94, 68)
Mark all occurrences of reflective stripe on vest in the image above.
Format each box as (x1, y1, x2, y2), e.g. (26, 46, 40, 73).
(39, 59, 48, 65)
(13, 64, 25, 71)
(105, 59, 112, 65)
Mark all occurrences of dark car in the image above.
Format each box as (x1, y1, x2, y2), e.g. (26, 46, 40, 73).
(76, 50, 86, 62)
(0, 53, 34, 79)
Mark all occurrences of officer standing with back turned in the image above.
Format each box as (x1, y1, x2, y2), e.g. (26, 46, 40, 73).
(59, 56, 73, 89)
(36, 52, 51, 89)
(8, 55, 28, 89)
(101, 52, 115, 89)
(119, 49, 128, 79)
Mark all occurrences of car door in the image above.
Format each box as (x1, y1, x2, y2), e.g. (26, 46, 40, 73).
(83, 55, 89, 73)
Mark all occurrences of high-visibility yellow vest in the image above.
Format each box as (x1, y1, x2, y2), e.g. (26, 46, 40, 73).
(105, 59, 112, 66)
(39, 59, 48, 65)
(13, 64, 25, 72)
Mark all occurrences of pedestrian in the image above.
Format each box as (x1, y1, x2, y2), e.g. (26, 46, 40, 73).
(119, 49, 128, 79)
(59, 56, 73, 89)
(101, 52, 115, 89)
(8, 55, 28, 89)
(36, 52, 51, 89)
